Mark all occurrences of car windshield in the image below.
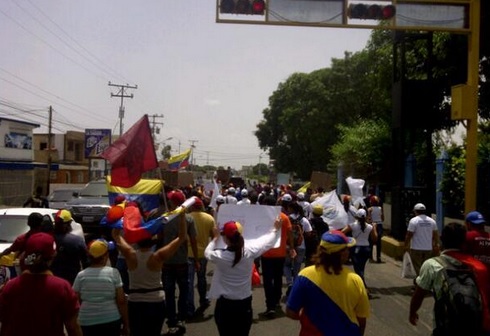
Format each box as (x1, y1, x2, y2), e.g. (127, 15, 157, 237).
(0, 216, 30, 242)
(49, 190, 77, 202)
(79, 182, 108, 197)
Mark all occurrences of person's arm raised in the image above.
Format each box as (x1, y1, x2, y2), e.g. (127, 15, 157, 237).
(112, 228, 137, 270)
(151, 206, 187, 265)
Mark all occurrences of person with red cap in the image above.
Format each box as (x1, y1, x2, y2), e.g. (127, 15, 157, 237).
(160, 190, 198, 335)
(187, 197, 215, 318)
(205, 217, 282, 336)
(0, 232, 83, 336)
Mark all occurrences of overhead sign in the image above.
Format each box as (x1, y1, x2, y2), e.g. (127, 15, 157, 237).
(85, 129, 111, 158)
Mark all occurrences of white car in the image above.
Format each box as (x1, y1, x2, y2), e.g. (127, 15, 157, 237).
(0, 208, 85, 253)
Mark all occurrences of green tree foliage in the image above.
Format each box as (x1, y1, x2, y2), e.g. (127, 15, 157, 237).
(331, 119, 391, 180)
(255, 31, 394, 180)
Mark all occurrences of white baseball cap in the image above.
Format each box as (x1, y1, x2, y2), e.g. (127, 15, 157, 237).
(413, 203, 426, 211)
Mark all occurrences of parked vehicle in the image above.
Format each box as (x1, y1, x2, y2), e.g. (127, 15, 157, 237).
(65, 179, 111, 241)
(0, 208, 85, 254)
(48, 188, 81, 209)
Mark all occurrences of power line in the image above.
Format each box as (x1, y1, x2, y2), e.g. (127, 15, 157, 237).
(21, 0, 130, 83)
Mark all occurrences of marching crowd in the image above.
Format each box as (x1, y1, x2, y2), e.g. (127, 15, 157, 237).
(0, 181, 490, 336)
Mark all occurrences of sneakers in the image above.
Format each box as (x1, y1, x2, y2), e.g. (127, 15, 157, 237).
(165, 321, 186, 335)
(265, 309, 276, 318)
(195, 301, 211, 316)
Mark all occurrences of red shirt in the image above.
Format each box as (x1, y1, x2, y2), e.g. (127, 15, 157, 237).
(465, 230, 490, 269)
(445, 250, 490, 332)
(0, 272, 80, 336)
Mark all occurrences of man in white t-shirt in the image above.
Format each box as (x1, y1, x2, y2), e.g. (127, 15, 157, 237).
(404, 203, 439, 276)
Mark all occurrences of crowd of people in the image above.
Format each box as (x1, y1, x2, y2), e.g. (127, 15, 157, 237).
(1, 180, 490, 336)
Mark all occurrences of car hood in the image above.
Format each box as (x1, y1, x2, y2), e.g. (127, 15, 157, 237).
(66, 197, 110, 206)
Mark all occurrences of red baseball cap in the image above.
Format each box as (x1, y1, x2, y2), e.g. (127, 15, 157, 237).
(167, 190, 186, 206)
(24, 233, 56, 263)
(221, 221, 243, 239)
(192, 197, 204, 210)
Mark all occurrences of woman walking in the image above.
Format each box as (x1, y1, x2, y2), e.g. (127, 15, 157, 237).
(73, 239, 129, 336)
(342, 209, 377, 290)
(205, 218, 282, 336)
(111, 202, 188, 336)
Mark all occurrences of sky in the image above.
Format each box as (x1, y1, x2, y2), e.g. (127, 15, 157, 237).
(0, 0, 372, 169)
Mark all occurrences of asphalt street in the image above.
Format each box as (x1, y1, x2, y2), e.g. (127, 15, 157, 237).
(181, 252, 434, 336)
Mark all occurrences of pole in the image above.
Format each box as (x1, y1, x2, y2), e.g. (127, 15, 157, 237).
(46, 106, 52, 196)
(108, 82, 137, 136)
(464, 0, 480, 213)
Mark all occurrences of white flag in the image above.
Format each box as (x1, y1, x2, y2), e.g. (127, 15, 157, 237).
(311, 190, 348, 230)
(346, 176, 365, 207)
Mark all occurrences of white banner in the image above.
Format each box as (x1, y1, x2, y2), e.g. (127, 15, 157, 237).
(216, 204, 281, 249)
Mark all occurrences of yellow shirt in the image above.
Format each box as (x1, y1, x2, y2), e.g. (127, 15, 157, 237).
(188, 211, 216, 258)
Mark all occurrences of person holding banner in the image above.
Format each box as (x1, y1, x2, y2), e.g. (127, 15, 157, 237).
(205, 218, 282, 336)
(111, 206, 188, 336)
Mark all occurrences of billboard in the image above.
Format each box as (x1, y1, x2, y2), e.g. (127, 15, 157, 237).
(85, 129, 111, 158)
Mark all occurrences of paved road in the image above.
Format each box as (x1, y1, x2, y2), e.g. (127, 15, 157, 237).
(181, 252, 434, 336)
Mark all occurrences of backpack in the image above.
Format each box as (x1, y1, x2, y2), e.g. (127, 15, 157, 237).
(433, 255, 484, 336)
(289, 215, 304, 247)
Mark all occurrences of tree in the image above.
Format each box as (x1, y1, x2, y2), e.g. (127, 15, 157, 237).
(330, 119, 391, 181)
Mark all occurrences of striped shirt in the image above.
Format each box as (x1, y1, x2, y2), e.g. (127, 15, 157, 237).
(72, 266, 122, 326)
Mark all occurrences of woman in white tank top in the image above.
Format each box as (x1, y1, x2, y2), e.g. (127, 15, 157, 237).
(342, 209, 377, 291)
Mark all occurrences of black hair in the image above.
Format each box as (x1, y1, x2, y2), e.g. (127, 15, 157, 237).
(225, 232, 244, 267)
(27, 212, 44, 229)
(358, 216, 366, 232)
(441, 222, 466, 250)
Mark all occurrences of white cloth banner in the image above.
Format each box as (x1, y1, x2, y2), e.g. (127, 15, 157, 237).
(346, 176, 365, 207)
(311, 190, 348, 230)
(215, 204, 281, 249)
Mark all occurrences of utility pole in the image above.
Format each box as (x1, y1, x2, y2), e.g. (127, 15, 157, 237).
(46, 106, 52, 196)
(149, 114, 164, 152)
(189, 139, 199, 169)
(108, 82, 137, 136)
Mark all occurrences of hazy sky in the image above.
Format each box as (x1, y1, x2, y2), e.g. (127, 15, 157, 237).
(0, 0, 371, 169)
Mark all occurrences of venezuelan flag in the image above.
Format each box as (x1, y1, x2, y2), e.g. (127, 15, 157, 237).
(106, 176, 163, 212)
(287, 266, 370, 336)
(168, 149, 191, 171)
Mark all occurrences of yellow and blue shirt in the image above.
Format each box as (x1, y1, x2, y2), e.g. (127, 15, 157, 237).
(287, 265, 370, 335)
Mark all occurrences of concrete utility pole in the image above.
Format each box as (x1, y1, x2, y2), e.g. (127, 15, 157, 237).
(46, 105, 52, 196)
(189, 139, 199, 168)
(149, 114, 164, 138)
(108, 82, 137, 136)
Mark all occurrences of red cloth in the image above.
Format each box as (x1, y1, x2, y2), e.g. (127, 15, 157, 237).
(464, 230, 490, 270)
(123, 205, 151, 244)
(444, 250, 490, 332)
(101, 114, 158, 188)
(0, 273, 80, 336)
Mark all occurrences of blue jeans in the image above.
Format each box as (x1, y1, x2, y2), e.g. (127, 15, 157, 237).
(352, 245, 371, 286)
(187, 257, 209, 315)
(128, 301, 165, 336)
(283, 248, 305, 286)
(162, 264, 189, 327)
